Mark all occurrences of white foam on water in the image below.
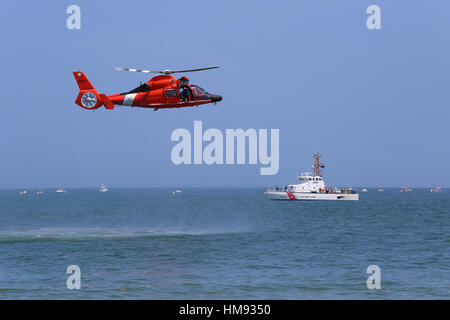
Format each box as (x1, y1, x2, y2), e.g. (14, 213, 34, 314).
(0, 227, 244, 241)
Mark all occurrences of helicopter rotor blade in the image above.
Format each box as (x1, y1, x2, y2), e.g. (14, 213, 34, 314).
(114, 67, 155, 74)
(170, 66, 220, 74)
(114, 66, 220, 75)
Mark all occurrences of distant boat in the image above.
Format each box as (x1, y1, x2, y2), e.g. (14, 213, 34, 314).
(55, 188, 67, 193)
(172, 189, 182, 194)
(99, 184, 109, 192)
(19, 189, 27, 195)
(377, 187, 384, 192)
(37, 189, 44, 195)
(430, 186, 442, 192)
(361, 188, 368, 193)
(400, 185, 412, 192)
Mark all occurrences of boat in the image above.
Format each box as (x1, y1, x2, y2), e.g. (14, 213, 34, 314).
(264, 152, 359, 201)
(361, 188, 368, 192)
(55, 188, 67, 193)
(19, 189, 27, 195)
(377, 187, 384, 192)
(99, 184, 109, 192)
(400, 185, 412, 192)
(37, 189, 44, 195)
(430, 186, 442, 192)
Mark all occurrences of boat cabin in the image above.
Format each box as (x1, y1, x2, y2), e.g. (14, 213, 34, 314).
(285, 173, 326, 193)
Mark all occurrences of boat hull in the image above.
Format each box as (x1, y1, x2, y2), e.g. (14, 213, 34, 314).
(264, 191, 359, 201)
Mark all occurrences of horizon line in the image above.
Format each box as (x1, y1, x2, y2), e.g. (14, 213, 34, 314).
(0, 186, 447, 190)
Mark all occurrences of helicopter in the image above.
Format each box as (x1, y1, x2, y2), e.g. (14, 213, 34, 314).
(72, 66, 222, 111)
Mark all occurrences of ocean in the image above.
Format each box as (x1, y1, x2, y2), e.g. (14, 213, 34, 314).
(0, 188, 449, 299)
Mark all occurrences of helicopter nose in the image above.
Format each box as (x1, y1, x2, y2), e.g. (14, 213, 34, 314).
(211, 94, 223, 102)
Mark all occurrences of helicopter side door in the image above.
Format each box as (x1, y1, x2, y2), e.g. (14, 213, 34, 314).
(164, 88, 179, 104)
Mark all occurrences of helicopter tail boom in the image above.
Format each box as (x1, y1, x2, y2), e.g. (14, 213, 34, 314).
(99, 94, 114, 110)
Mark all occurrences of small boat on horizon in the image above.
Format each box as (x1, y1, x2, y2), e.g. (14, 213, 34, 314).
(378, 187, 384, 192)
(55, 188, 67, 193)
(99, 184, 109, 192)
(430, 186, 442, 192)
(361, 188, 368, 193)
(19, 189, 27, 195)
(400, 185, 412, 192)
(37, 189, 44, 195)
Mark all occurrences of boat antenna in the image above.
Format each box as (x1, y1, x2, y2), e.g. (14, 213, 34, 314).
(312, 152, 325, 176)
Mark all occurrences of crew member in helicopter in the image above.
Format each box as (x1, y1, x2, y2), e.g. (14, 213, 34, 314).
(179, 76, 191, 103)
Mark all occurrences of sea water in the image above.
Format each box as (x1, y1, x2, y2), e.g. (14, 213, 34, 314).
(0, 188, 449, 299)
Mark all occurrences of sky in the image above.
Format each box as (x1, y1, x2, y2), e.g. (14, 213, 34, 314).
(0, 0, 449, 188)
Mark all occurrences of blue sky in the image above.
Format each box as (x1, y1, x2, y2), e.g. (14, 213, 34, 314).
(0, 0, 449, 188)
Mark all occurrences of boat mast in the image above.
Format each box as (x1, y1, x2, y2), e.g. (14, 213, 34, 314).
(312, 152, 325, 176)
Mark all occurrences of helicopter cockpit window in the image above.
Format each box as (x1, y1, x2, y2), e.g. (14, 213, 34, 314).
(196, 86, 208, 94)
(192, 88, 201, 97)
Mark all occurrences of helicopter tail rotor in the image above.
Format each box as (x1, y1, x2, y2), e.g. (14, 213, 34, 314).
(73, 71, 114, 110)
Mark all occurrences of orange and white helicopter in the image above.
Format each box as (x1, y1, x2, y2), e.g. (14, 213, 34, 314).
(72, 66, 222, 111)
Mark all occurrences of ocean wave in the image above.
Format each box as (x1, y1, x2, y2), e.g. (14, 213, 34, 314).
(0, 227, 235, 242)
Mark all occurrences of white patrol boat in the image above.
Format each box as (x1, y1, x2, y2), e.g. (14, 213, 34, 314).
(99, 184, 109, 193)
(264, 153, 359, 201)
